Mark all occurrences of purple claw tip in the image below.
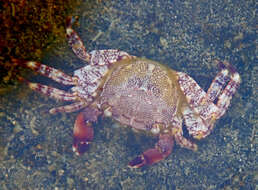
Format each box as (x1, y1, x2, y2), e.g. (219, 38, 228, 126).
(128, 156, 145, 168)
(73, 140, 90, 155)
(217, 61, 226, 70)
(216, 60, 237, 74)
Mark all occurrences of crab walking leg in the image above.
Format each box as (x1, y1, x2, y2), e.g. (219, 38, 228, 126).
(66, 16, 91, 62)
(66, 17, 132, 65)
(177, 72, 207, 110)
(73, 105, 102, 155)
(177, 62, 240, 139)
(177, 71, 218, 121)
(24, 80, 78, 101)
(171, 117, 198, 150)
(15, 59, 77, 86)
(182, 105, 213, 139)
(206, 62, 230, 102)
(216, 72, 240, 118)
(174, 132, 198, 151)
(49, 101, 88, 114)
(128, 134, 174, 168)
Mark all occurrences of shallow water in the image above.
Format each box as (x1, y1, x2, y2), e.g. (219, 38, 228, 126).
(0, 1, 256, 189)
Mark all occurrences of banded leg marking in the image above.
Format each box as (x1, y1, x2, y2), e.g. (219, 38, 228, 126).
(177, 72, 219, 121)
(177, 61, 240, 139)
(206, 67, 230, 102)
(66, 17, 132, 66)
(66, 16, 91, 62)
(177, 62, 240, 121)
(216, 72, 240, 118)
(174, 130, 198, 151)
(171, 117, 198, 150)
(177, 72, 207, 108)
(28, 82, 77, 101)
(18, 60, 77, 86)
(182, 105, 213, 139)
(49, 101, 88, 114)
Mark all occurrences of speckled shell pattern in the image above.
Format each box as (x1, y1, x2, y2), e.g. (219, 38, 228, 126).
(71, 49, 131, 102)
(99, 58, 182, 131)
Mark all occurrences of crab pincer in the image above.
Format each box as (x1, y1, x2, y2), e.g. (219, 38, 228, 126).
(72, 111, 94, 155)
(129, 134, 174, 168)
(72, 106, 101, 155)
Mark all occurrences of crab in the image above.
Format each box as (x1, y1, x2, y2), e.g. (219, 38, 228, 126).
(15, 17, 240, 168)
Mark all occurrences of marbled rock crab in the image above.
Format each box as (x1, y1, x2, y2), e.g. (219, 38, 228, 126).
(15, 17, 240, 168)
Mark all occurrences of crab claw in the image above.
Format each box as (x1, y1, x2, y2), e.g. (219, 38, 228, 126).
(128, 134, 174, 168)
(128, 148, 165, 168)
(73, 111, 94, 155)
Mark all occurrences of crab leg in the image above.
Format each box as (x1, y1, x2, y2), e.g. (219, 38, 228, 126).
(171, 117, 198, 150)
(206, 61, 230, 102)
(73, 105, 101, 155)
(14, 59, 77, 86)
(182, 105, 212, 139)
(216, 71, 240, 118)
(177, 72, 207, 109)
(49, 101, 88, 114)
(178, 61, 240, 139)
(178, 61, 240, 116)
(20, 78, 77, 101)
(177, 66, 219, 109)
(192, 69, 240, 135)
(66, 16, 91, 62)
(66, 17, 133, 66)
(177, 72, 217, 121)
(128, 134, 174, 168)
